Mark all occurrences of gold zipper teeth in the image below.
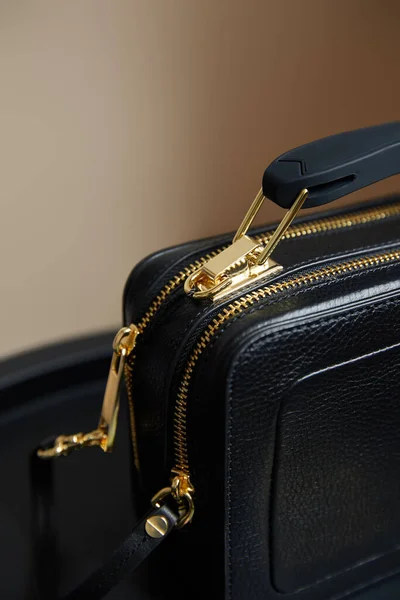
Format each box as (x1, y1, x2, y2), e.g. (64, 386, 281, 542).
(124, 362, 140, 471)
(126, 201, 400, 472)
(133, 252, 220, 335)
(133, 202, 400, 339)
(255, 202, 400, 241)
(125, 252, 224, 468)
(173, 248, 400, 475)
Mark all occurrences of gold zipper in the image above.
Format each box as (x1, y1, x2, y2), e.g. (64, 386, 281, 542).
(124, 199, 400, 527)
(124, 250, 223, 471)
(184, 192, 400, 301)
(37, 198, 400, 525)
(131, 200, 400, 339)
(128, 200, 400, 343)
(126, 200, 400, 461)
(128, 202, 400, 457)
(172, 248, 400, 482)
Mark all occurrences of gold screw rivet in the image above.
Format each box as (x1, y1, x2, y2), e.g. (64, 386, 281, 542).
(145, 515, 169, 538)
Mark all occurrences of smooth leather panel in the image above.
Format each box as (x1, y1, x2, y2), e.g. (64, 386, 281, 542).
(272, 342, 400, 592)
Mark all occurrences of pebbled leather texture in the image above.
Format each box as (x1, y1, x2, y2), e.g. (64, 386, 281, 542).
(272, 342, 400, 593)
(221, 268, 400, 600)
(123, 195, 400, 599)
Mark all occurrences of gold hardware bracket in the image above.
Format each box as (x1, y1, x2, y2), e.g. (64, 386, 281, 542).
(37, 324, 140, 459)
(152, 474, 195, 529)
(256, 188, 309, 264)
(184, 188, 308, 301)
(98, 324, 139, 452)
(37, 429, 106, 459)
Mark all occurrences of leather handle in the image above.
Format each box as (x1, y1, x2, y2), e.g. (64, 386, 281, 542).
(262, 122, 400, 209)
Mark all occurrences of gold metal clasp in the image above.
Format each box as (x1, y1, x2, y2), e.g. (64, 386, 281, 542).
(37, 324, 139, 459)
(184, 188, 308, 301)
(98, 324, 139, 452)
(37, 429, 106, 459)
(151, 474, 195, 529)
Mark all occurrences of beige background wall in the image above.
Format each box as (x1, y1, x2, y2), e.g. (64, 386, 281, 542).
(1, 1, 400, 359)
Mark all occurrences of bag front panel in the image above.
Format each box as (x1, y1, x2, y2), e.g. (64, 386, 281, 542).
(225, 262, 400, 600)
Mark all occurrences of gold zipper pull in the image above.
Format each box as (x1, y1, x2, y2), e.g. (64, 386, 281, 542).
(98, 324, 139, 452)
(37, 324, 140, 459)
(184, 188, 308, 301)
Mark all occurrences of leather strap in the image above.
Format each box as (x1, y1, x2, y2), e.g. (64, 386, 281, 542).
(30, 440, 178, 600)
(63, 502, 178, 600)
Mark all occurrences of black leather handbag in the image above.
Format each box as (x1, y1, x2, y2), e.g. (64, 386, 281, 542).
(34, 122, 400, 600)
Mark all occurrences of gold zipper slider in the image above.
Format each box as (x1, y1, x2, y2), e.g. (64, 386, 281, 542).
(37, 324, 139, 459)
(185, 188, 308, 301)
(184, 234, 266, 300)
